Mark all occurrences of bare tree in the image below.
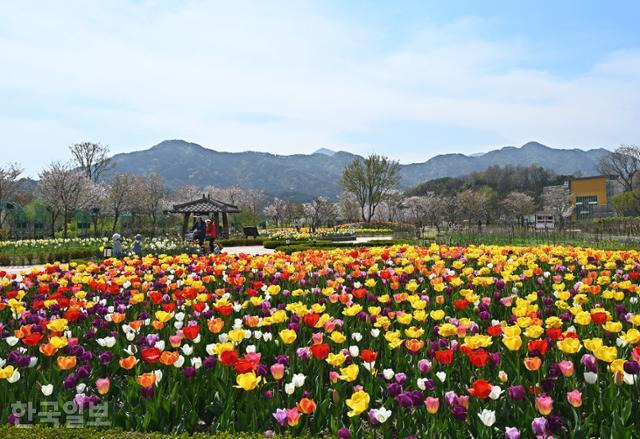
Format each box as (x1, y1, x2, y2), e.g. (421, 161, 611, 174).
(597, 144, 639, 194)
(38, 162, 92, 238)
(501, 192, 535, 226)
(176, 185, 201, 202)
(105, 173, 136, 234)
(456, 190, 490, 225)
(376, 190, 404, 222)
(338, 191, 360, 223)
(0, 163, 23, 229)
(140, 173, 167, 237)
(263, 198, 288, 226)
(303, 197, 336, 231)
(542, 185, 573, 229)
(69, 142, 112, 182)
(341, 154, 400, 222)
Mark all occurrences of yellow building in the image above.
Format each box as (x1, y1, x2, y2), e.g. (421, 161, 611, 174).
(569, 176, 619, 221)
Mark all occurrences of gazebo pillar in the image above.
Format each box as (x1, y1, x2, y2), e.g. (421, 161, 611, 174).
(222, 212, 229, 238)
(213, 211, 220, 235)
(182, 212, 191, 238)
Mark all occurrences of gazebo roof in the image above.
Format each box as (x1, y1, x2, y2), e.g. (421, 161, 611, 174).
(170, 195, 240, 214)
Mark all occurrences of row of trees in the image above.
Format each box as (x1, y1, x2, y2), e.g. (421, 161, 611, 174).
(1, 142, 637, 239)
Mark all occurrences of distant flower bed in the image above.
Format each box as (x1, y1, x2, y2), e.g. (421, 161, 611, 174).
(0, 237, 199, 265)
(265, 229, 355, 242)
(338, 221, 416, 233)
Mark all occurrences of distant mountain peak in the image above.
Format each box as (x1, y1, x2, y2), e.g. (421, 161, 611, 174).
(313, 148, 336, 156)
(151, 139, 206, 151)
(521, 141, 549, 150)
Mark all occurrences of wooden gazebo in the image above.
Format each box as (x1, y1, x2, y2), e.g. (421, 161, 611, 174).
(170, 195, 240, 239)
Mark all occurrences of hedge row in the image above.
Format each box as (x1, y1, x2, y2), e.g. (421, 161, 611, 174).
(274, 239, 412, 254)
(216, 238, 265, 247)
(0, 426, 302, 439)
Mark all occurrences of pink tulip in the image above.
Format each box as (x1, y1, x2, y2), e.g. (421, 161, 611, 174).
(311, 332, 324, 344)
(567, 390, 582, 408)
(270, 363, 285, 380)
(535, 394, 553, 415)
(286, 408, 300, 426)
(96, 377, 110, 395)
(169, 335, 182, 348)
(558, 360, 574, 377)
(425, 397, 439, 414)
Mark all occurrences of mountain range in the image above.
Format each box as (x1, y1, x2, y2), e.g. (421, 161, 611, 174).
(106, 140, 609, 201)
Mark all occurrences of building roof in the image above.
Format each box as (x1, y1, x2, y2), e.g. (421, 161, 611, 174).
(170, 196, 240, 214)
(570, 174, 617, 182)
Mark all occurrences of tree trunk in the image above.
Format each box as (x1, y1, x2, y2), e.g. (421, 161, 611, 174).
(112, 211, 120, 235)
(63, 208, 69, 240)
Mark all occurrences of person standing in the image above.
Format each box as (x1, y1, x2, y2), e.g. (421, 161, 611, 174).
(192, 216, 206, 250)
(205, 218, 217, 253)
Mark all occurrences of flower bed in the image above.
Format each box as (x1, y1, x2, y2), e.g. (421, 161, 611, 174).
(0, 237, 199, 265)
(0, 244, 639, 437)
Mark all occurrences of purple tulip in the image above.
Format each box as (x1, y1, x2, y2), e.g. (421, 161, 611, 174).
(273, 408, 288, 426)
(507, 385, 525, 400)
(531, 417, 548, 436)
(504, 427, 520, 439)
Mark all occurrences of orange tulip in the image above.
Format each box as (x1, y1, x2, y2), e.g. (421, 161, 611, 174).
(57, 355, 77, 370)
(111, 313, 126, 323)
(208, 318, 224, 333)
(152, 320, 165, 330)
(160, 351, 180, 366)
(119, 355, 139, 370)
(524, 357, 542, 371)
(297, 398, 317, 414)
(405, 339, 425, 353)
(136, 372, 157, 388)
(39, 343, 58, 357)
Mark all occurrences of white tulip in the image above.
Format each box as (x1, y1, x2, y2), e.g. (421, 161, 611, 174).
(7, 370, 20, 383)
(489, 385, 504, 400)
(41, 384, 54, 396)
(6, 336, 18, 346)
(375, 407, 392, 423)
(584, 372, 598, 384)
(284, 382, 295, 395)
(292, 373, 306, 387)
(436, 371, 447, 382)
(173, 355, 185, 368)
(181, 344, 193, 356)
(382, 369, 394, 380)
(478, 409, 496, 427)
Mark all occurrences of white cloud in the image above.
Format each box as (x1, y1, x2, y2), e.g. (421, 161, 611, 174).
(0, 1, 638, 176)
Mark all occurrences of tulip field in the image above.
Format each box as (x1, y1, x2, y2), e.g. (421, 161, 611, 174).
(1, 244, 640, 438)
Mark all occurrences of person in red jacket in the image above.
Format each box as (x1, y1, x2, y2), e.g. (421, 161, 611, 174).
(205, 218, 217, 253)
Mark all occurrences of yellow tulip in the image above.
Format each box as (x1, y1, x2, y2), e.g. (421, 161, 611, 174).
(339, 364, 359, 382)
(346, 390, 370, 417)
(279, 329, 297, 345)
(235, 372, 261, 391)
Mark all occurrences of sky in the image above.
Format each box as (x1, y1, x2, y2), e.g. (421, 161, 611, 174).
(1, 0, 639, 177)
